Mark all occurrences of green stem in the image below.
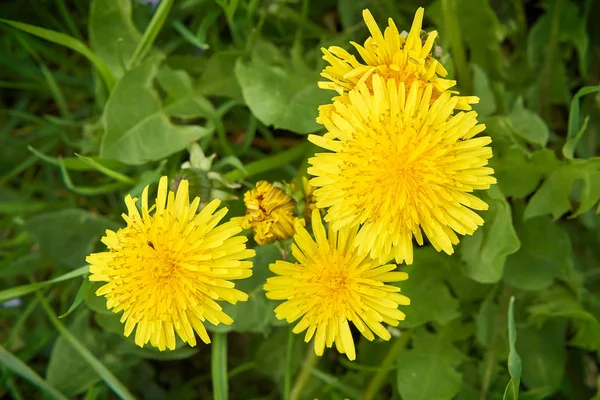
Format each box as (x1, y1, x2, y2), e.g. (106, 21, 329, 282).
(284, 328, 295, 400)
(212, 332, 229, 400)
(441, 0, 471, 93)
(290, 345, 318, 400)
(363, 331, 412, 400)
(224, 141, 311, 182)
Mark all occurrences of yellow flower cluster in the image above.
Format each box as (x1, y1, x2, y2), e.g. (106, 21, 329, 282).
(263, 7, 495, 359)
(87, 7, 495, 362)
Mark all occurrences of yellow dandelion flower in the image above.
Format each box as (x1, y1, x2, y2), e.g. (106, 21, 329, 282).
(239, 181, 304, 245)
(264, 210, 410, 361)
(86, 176, 255, 351)
(308, 76, 496, 264)
(318, 7, 477, 116)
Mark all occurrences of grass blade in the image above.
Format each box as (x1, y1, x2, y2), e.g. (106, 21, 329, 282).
(0, 19, 115, 90)
(36, 292, 136, 400)
(75, 154, 135, 184)
(309, 367, 363, 399)
(563, 84, 600, 159)
(0, 345, 68, 400)
(59, 278, 90, 319)
(503, 297, 522, 400)
(128, 0, 174, 68)
(59, 158, 127, 195)
(0, 266, 89, 303)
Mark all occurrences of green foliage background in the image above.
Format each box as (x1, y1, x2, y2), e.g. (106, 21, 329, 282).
(1, 0, 600, 399)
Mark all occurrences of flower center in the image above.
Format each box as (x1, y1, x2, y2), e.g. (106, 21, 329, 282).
(151, 254, 179, 279)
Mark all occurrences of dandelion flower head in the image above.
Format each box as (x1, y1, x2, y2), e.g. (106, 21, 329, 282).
(87, 176, 255, 350)
(308, 76, 496, 264)
(318, 7, 477, 121)
(239, 181, 303, 245)
(264, 210, 410, 360)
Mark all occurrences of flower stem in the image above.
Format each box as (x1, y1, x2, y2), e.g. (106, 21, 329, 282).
(363, 331, 412, 400)
(224, 141, 312, 182)
(211, 332, 229, 400)
(284, 328, 295, 400)
(290, 345, 318, 400)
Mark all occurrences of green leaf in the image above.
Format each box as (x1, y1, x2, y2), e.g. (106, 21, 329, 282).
(59, 278, 90, 319)
(234, 41, 331, 134)
(396, 327, 464, 400)
(503, 297, 521, 400)
(461, 186, 521, 283)
(38, 294, 135, 400)
(492, 147, 558, 199)
(508, 98, 549, 146)
(0, 19, 115, 90)
(99, 57, 213, 165)
(516, 320, 566, 397)
(0, 266, 88, 303)
(528, 285, 600, 351)
(198, 51, 242, 98)
(208, 244, 283, 333)
(46, 311, 120, 396)
(399, 248, 460, 328)
(0, 344, 68, 400)
(472, 64, 497, 117)
(564, 85, 600, 159)
(503, 216, 572, 291)
(88, 0, 141, 79)
(525, 161, 600, 220)
(25, 209, 119, 269)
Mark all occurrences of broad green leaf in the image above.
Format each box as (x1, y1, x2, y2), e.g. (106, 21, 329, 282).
(255, 328, 304, 386)
(525, 161, 600, 220)
(475, 289, 498, 347)
(156, 65, 219, 120)
(235, 41, 331, 134)
(528, 285, 600, 351)
(208, 244, 283, 333)
(85, 281, 113, 315)
(503, 216, 572, 291)
(508, 98, 549, 146)
(516, 320, 566, 397)
(47, 311, 119, 396)
(0, 344, 68, 400)
(491, 147, 558, 199)
(198, 51, 242, 98)
(25, 209, 119, 269)
(399, 248, 460, 328)
(461, 187, 520, 283)
(39, 295, 135, 400)
(472, 64, 497, 117)
(99, 57, 213, 165)
(89, 0, 141, 79)
(0, 19, 115, 90)
(503, 297, 521, 400)
(396, 327, 464, 400)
